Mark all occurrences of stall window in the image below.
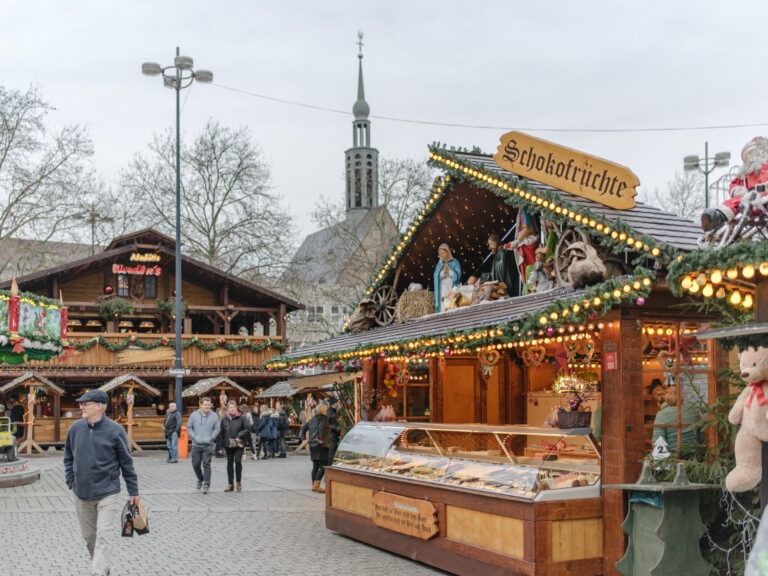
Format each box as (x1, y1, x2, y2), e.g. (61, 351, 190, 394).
(144, 275, 157, 299)
(117, 274, 130, 297)
(389, 360, 431, 421)
(641, 321, 711, 455)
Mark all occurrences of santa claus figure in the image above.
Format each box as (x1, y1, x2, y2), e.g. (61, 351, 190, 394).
(701, 137, 768, 231)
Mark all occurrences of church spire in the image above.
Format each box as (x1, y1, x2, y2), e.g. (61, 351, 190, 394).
(345, 30, 379, 216)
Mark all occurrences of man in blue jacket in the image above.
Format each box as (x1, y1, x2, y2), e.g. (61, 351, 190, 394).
(64, 389, 140, 576)
(187, 396, 220, 493)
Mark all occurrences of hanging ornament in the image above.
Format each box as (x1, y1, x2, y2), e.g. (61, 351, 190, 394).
(636, 296, 646, 306)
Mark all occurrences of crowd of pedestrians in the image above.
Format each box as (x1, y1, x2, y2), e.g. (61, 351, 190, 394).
(179, 396, 342, 494)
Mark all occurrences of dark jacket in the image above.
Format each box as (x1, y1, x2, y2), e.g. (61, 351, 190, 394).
(220, 412, 249, 446)
(327, 406, 341, 441)
(303, 414, 331, 448)
(64, 416, 139, 500)
(251, 413, 261, 434)
(258, 412, 277, 439)
(276, 410, 289, 437)
(163, 410, 182, 438)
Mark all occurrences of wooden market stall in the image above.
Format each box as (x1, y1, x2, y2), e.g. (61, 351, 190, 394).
(98, 374, 161, 452)
(0, 372, 65, 455)
(0, 228, 300, 446)
(182, 376, 252, 412)
(266, 134, 726, 575)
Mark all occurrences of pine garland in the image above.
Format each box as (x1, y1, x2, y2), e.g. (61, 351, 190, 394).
(74, 335, 286, 354)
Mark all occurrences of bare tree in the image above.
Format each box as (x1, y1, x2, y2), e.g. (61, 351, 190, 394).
(645, 171, 705, 221)
(0, 85, 95, 274)
(378, 157, 435, 232)
(119, 119, 295, 279)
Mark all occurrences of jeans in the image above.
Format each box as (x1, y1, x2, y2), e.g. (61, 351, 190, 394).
(166, 431, 179, 462)
(225, 446, 244, 483)
(191, 443, 214, 487)
(278, 435, 287, 456)
(74, 492, 122, 576)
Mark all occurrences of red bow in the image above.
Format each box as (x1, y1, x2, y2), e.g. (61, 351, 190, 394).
(11, 337, 25, 354)
(746, 381, 768, 408)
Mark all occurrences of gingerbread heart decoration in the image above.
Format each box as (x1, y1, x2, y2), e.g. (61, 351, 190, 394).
(522, 345, 546, 367)
(657, 350, 676, 370)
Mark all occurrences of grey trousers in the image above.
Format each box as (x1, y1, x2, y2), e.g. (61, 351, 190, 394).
(74, 492, 122, 576)
(191, 443, 214, 487)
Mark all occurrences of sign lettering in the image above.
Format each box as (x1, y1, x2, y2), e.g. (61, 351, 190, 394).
(113, 263, 162, 276)
(371, 492, 438, 540)
(130, 252, 161, 263)
(494, 131, 639, 210)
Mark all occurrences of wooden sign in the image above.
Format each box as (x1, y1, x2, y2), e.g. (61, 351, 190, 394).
(494, 131, 639, 210)
(372, 491, 439, 540)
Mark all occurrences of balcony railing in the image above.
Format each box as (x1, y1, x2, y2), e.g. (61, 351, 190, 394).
(28, 333, 284, 372)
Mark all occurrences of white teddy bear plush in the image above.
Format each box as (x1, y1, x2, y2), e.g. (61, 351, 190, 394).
(727, 345, 768, 492)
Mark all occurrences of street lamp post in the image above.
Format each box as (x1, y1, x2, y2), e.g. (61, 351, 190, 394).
(142, 48, 213, 413)
(683, 141, 730, 209)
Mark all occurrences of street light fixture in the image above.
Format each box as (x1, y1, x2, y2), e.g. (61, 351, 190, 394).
(683, 141, 730, 209)
(142, 47, 213, 413)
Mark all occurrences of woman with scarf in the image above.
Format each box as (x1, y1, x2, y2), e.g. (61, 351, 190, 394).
(220, 400, 249, 492)
(300, 403, 331, 493)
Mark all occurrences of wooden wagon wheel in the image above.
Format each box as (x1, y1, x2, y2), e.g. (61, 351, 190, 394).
(554, 228, 591, 286)
(372, 284, 397, 326)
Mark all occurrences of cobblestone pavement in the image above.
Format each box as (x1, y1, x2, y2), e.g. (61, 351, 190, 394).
(0, 451, 446, 576)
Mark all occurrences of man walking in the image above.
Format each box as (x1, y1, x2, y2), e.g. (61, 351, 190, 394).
(64, 389, 139, 576)
(187, 396, 220, 494)
(164, 401, 182, 463)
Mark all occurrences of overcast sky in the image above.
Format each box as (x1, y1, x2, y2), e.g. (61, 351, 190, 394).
(2, 1, 764, 235)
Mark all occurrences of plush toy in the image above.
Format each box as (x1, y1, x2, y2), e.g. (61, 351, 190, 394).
(726, 345, 768, 492)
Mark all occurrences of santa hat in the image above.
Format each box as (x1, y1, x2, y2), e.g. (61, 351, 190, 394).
(742, 137, 768, 161)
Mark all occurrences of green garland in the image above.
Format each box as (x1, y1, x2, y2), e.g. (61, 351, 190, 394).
(74, 335, 286, 354)
(267, 269, 653, 369)
(0, 347, 55, 364)
(667, 241, 768, 296)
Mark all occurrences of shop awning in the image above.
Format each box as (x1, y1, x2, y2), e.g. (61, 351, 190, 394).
(99, 374, 161, 397)
(182, 376, 250, 398)
(0, 372, 65, 396)
(256, 371, 360, 399)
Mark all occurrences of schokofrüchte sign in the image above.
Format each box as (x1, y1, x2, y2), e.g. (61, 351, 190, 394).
(494, 131, 639, 210)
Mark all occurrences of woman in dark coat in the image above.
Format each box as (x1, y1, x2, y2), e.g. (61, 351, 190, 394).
(220, 400, 250, 492)
(300, 403, 331, 493)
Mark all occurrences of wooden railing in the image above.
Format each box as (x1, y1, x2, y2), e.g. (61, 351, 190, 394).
(33, 333, 284, 370)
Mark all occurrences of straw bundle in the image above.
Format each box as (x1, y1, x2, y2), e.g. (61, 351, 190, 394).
(395, 290, 434, 323)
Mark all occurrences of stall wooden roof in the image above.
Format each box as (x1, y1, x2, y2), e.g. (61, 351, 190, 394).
(364, 147, 700, 301)
(99, 374, 161, 396)
(0, 228, 303, 312)
(182, 376, 250, 398)
(277, 286, 584, 360)
(257, 371, 359, 399)
(0, 372, 65, 396)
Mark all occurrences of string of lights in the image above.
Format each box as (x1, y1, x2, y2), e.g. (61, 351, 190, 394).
(213, 83, 768, 134)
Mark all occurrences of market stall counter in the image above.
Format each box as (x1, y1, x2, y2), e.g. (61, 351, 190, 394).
(326, 422, 603, 576)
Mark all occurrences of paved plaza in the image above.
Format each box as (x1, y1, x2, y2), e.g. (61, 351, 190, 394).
(0, 450, 446, 576)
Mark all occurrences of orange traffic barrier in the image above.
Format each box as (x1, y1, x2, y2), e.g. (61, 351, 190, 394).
(178, 425, 189, 460)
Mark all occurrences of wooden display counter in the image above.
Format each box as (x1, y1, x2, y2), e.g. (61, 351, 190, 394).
(325, 466, 603, 576)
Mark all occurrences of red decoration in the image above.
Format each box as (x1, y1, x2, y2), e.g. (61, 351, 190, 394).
(60, 307, 69, 340)
(217, 338, 226, 346)
(104, 285, 113, 295)
(129, 335, 136, 343)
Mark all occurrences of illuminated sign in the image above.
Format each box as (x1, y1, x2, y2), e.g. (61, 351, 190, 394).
(113, 264, 162, 276)
(494, 131, 639, 210)
(130, 253, 161, 263)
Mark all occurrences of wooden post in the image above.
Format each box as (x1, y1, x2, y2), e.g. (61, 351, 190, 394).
(125, 384, 141, 453)
(601, 309, 645, 575)
(18, 384, 44, 455)
(53, 393, 61, 443)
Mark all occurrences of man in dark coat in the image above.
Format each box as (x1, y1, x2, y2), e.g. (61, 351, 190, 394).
(327, 399, 342, 464)
(163, 401, 182, 463)
(481, 233, 520, 297)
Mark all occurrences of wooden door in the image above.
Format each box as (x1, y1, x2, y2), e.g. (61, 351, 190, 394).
(441, 359, 478, 423)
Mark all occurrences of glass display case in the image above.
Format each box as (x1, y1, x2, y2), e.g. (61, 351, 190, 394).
(334, 422, 601, 501)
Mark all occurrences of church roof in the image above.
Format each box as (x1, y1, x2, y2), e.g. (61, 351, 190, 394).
(286, 206, 396, 287)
